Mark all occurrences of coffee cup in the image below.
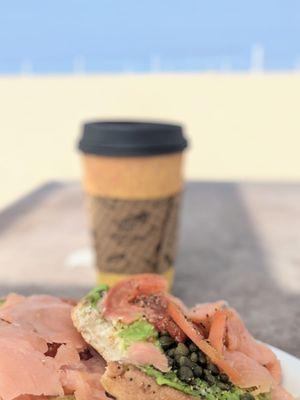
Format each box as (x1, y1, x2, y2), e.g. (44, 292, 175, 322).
(78, 121, 188, 288)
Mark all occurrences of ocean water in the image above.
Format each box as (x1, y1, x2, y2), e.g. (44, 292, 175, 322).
(0, 0, 300, 74)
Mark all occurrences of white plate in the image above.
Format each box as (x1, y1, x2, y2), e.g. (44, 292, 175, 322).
(271, 345, 300, 397)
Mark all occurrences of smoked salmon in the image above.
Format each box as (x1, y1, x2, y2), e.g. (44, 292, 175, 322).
(94, 274, 294, 398)
(208, 309, 227, 354)
(0, 335, 63, 400)
(189, 300, 227, 324)
(225, 308, 281, 383)
(0, 294, 108, 400)
(189, 301, 227, 335)
(102, 273, 168, 323)
(168, 295, 285, 395)
(223, 350, 274, 393)
(125, 341, 169, 372)
(0, 294, 85, 349)
(167, 300, 242, 383)
(271, 384, 295, 400)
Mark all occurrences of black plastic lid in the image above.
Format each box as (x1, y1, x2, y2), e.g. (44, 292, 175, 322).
(78, 121, 188, 157)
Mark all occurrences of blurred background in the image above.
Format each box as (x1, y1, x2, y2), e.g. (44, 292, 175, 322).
(0, 0, 300, 357)
(0, 0, 300, 210)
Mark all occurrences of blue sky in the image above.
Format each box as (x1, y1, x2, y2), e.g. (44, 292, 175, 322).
(0, 0, 300, 73)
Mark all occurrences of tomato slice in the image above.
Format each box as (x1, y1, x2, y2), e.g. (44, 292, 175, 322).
(102, 274, 168, 324)
(135, 293, 186, 342)
(167, 300, 241, 383)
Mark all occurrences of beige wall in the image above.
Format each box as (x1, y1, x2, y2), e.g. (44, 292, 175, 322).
(0, 72, 300, 210)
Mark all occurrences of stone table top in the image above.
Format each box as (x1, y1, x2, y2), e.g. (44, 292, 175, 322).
(0, 181, 299, 357)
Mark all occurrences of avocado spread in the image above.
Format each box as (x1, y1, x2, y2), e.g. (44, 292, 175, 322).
(141, 366, 271, 400)
(118, 319, 158, 349)
(85, 284, 108, 308)
(0, 298, 5, 307)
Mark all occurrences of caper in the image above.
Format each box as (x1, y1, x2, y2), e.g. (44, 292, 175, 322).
(197, 351, 207, 365)
(189, 343, 198, 352)
(203, 370, 216, 385)
(207, 362, 219, 375)
(219, 373, 229, 383)
(167, 356, 174, 367)
(193, 365, 203, 378)
(175, 343, 189, 356)
(159, 335, 174, 349)
(218, 382, 231, 391)
(189, 378, 198, 387)
(178, 366, 194, 382)
(191, 361, 199, 370)
(179, 356, 194, 369)
(240, 394, 255, 400)
(167, 348, 175, 357)
(190, 352, 198, 363)
(175, 355, 182, 365)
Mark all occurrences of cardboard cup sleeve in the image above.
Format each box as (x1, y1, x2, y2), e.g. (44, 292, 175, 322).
(78, 121, 188, 287)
